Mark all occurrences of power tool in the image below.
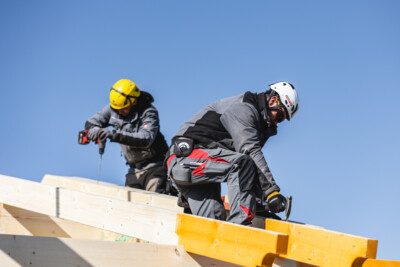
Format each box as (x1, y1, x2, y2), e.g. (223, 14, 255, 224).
(256, 195, 292, 221)
(78, 130, 106, 183)
(78, 130, 106, 155)
(222, 194, 292, 221)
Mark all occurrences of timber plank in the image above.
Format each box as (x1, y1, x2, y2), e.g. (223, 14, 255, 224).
(265, 219, 378, 267)
(0, 204, 142, 242)
(0, 174, 178, 245)
(0, 234, 199, 267)
(362, 258, 400, 267)
(5, 174, 394, 267)
(176, 213, 289, 267)
(41, 174, 183, 212)
(0, 205, 298, 267)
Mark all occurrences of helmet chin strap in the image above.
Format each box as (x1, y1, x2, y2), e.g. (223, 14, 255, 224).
(257, 92, 273, 127)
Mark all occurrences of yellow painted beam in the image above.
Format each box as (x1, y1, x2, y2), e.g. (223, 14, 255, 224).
(265, 219, 378, 267)
(176, 213, 288, 267)
(363, 259, 400, 267)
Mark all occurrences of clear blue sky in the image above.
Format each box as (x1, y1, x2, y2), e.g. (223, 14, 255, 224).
(1, 0, 399, 261)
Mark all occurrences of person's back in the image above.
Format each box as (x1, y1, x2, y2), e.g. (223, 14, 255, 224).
(174, 94, 243, 150)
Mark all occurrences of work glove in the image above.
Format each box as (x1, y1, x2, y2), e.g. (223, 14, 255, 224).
(97, 128, 112, 142)
(267, 191, 286, 213)
(87, 127, 100, 141)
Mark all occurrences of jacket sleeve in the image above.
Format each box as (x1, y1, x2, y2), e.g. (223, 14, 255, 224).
(220, 103, 280, 197)
(85, 105, 112, 140)
(111, 106, 159, 148)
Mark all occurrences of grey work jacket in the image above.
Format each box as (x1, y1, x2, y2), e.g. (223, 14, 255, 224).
(85, 93, 168, 173)
(173, 91, 280, 197)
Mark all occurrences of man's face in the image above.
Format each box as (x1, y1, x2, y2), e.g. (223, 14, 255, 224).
(117, 105, 131, 116)
(267, 96, 287, 125)
(117, 99, 137, 116)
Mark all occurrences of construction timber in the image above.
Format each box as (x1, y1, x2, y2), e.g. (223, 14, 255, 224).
(0, 174, 398, 267)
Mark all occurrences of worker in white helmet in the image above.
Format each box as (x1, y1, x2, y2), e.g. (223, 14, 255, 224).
(166, 82, 299, 225)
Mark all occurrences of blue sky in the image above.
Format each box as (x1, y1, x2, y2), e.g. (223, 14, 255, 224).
(1, 0, 399, 261)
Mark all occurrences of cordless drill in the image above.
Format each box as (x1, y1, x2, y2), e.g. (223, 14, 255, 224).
(78, 130, 105, 155)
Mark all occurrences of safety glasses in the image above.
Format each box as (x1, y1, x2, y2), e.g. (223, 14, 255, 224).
(276, 108, 286, 123)
(274, 99, 287, 123)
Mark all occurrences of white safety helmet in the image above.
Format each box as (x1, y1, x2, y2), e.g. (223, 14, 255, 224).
(269, 81, 299, 120)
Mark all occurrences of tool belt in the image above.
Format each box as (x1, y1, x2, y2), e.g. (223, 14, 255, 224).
(164, 136, 195, 167)
(171, 136, 194, 157)
(163, 137, 195, 185)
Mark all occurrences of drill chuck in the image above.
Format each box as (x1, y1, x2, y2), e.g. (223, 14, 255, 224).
(99, 141, 106, 155)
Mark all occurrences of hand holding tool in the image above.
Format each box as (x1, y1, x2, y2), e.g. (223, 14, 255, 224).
(78, 130, 107, 183)
(256, 195, 292, 221)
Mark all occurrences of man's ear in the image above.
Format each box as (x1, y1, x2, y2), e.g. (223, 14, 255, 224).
(268, 96, 279, 107)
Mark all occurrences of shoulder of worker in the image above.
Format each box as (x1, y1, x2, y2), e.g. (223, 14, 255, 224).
(222, 91, 261, 118)
(135, 91, 159, 113)
(86, 104, 114, 123)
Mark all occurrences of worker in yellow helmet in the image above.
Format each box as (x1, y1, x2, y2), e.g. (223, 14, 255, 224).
(84, 79, 172, 194)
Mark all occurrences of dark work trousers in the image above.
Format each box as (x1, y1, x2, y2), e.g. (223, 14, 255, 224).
(167, 147, 257, 225)
(125, 164, 166, 193)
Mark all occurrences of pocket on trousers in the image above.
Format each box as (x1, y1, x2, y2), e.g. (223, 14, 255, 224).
(191, 160, 232, 184)
(171, 164, 192, 185)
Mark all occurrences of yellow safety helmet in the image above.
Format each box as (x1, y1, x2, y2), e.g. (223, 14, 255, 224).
(109, 79, 141, 109)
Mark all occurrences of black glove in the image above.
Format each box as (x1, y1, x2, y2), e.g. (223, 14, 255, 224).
(97, 128, 112, 142)
(267, 191, 286, 213)
(87, 128, 99, 141)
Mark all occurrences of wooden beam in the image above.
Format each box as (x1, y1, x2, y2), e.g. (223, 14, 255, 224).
(0, 204, 308, 267)
(176, 213, 289, 267)
(41, 174, 183, 212)
(0, 174, 178, 245)
(362, 258, 400, 267)
(0, 234, 200, 267)
(0, 203, 101, 239)
(2, 175, 289, 266)
(0, 204, 143, 242)
(0, 204, 254, 267)
(265, 219, 378, 267)
(4, 174, 392, 267)
(273, 257, 316, 267)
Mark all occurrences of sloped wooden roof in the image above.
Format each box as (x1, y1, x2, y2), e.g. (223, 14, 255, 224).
(0, 174, 398, 267)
